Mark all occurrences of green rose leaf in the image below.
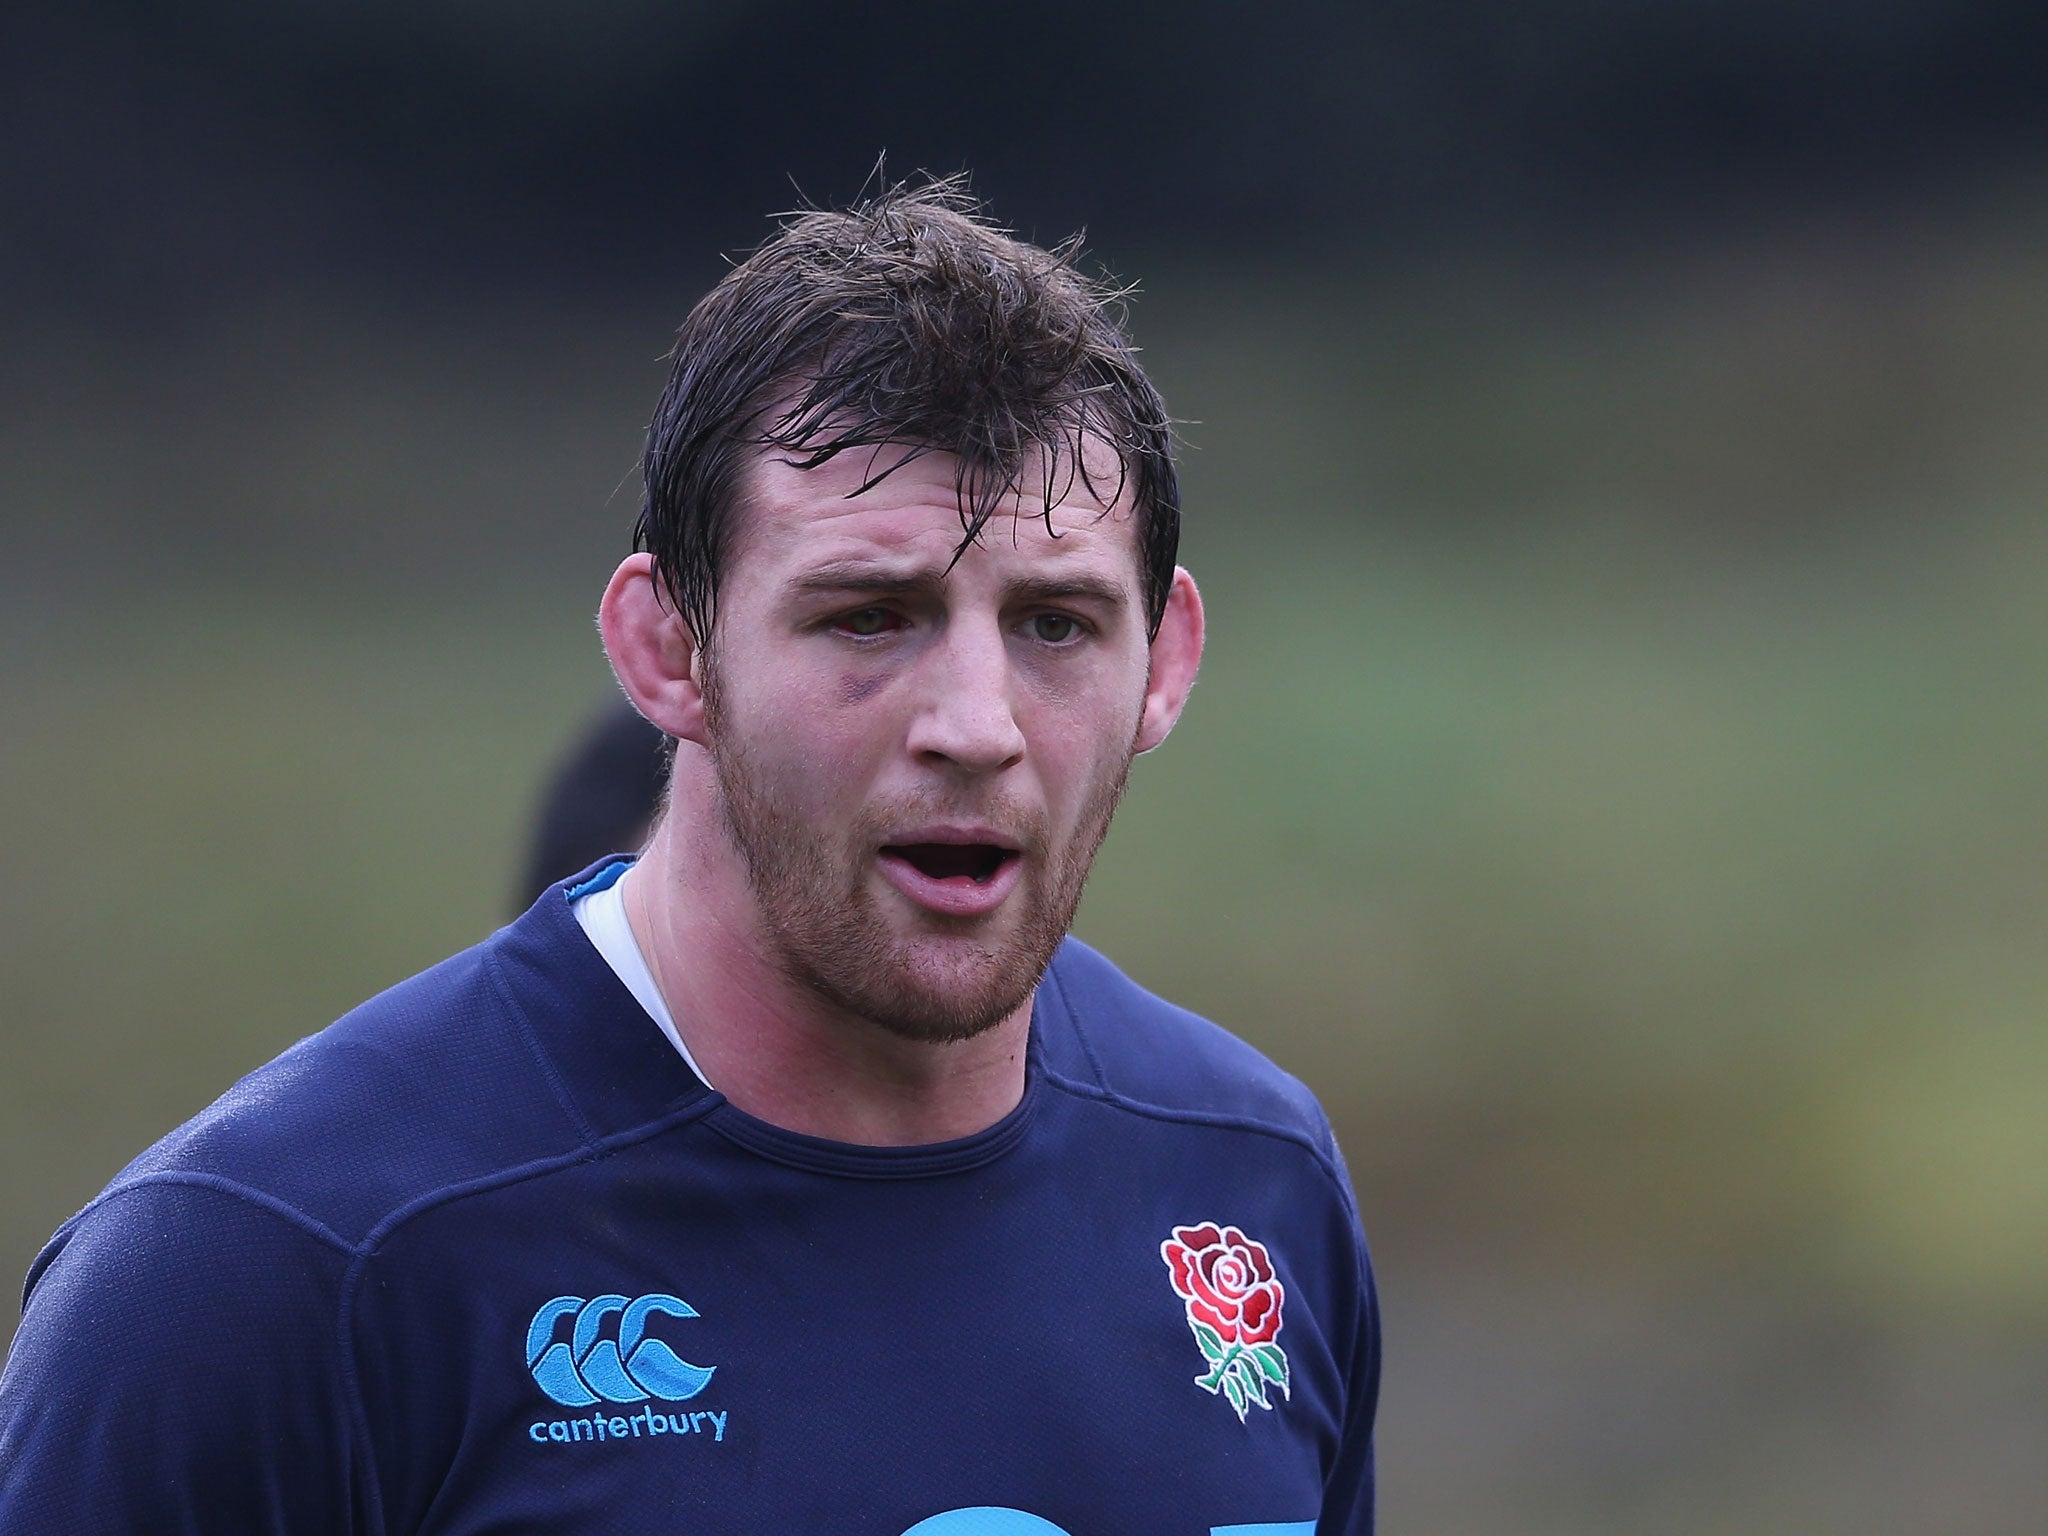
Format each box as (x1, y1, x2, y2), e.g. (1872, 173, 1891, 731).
(1235, 1357, 1272, 1410)
(1190, 1320, 1227, 1362)
(1221, 1372, 1248, 1420)
(1250, 1342, 1291, 1392)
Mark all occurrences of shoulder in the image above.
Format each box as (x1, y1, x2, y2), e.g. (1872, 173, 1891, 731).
(0, 1176, 362, 1534)
(1037, 937, 1341, 1166)
(1035, 939, 1376, 1372)
(0, 894, 642, 1530)
(80, 900, 605, 1259)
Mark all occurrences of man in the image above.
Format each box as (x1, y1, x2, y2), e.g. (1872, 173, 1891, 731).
(0, 182, 1378, 1533)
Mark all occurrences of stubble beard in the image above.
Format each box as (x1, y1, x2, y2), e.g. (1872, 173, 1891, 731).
(702, 677, 1133, 1045)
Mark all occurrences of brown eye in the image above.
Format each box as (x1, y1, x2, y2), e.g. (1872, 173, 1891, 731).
(839, 608, 898, 637)
(1030, 613, 1081, 644)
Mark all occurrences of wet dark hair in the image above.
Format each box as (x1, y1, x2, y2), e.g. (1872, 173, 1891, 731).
(635, 177, 1180, 643)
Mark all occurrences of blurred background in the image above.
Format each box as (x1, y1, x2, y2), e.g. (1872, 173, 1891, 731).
(4, 2, 2046, 1530)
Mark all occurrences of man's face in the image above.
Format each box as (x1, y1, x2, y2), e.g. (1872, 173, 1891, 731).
(697, 441, 1156, 1043)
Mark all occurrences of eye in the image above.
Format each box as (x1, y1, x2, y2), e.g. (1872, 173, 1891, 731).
(835, 607, 903, 638)
(1027, 613, 1084, 645)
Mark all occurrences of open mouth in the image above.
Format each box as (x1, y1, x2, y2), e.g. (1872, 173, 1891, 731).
(882, 843, 1016, 885)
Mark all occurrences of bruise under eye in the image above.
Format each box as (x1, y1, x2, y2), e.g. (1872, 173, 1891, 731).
(840, 674, 884, 705)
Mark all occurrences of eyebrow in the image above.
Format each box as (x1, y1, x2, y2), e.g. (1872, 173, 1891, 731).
(791, 560, 1130, 610)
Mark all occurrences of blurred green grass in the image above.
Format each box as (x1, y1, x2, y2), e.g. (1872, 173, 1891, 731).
(4, 206, 2046, 1532)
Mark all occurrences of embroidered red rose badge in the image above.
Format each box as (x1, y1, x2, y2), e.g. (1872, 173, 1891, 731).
(1160, 1222, 1290, 1420)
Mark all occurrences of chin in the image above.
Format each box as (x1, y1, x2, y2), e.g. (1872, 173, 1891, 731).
(799, 924, 1057, 1046)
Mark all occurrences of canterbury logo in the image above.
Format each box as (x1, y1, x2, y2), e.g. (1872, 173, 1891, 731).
(526, 1294, 716, 1406)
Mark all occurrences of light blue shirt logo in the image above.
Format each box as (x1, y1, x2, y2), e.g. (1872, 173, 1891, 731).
(900, 1514, 1313, 1536)
(526, 1293, 716, 1406)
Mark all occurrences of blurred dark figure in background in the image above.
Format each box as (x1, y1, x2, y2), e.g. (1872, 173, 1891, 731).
(518, 698, 666, 910)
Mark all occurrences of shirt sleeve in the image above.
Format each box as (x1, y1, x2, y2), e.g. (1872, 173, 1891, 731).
(1316, 1137, 1382, 1536)
(0, 1179, 364, 1536)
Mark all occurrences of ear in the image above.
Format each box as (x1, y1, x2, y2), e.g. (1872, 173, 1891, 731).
(1135, 567, 1204, 754)
(599, 553, 710, 748)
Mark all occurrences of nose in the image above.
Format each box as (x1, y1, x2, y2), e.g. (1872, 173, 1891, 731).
(905, 615, 1027, 775)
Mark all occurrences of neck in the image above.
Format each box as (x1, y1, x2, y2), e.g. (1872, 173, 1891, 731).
(619, 807, 1033, 1147)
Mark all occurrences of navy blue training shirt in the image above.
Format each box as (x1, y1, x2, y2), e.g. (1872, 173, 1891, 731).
(0, 867, 1378, 1533)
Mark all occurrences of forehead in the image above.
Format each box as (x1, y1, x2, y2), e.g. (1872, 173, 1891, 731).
(730, 437, 1141, 581)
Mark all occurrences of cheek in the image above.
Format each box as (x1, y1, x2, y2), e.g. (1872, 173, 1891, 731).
(722, 687, 892, 809)
(1029, 689, 1144, 806)
(839, 673, 886, 706)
